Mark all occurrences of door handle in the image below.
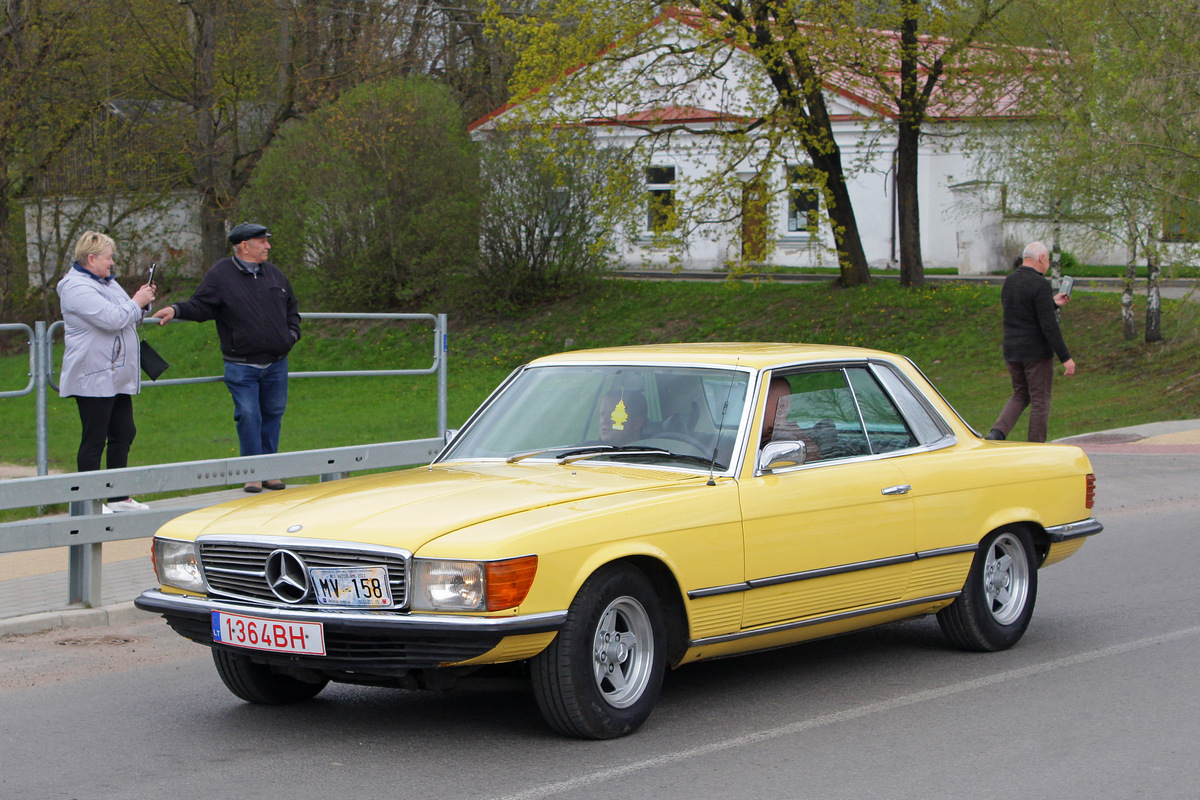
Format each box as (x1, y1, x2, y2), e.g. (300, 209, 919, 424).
(881, 484, 911, 496)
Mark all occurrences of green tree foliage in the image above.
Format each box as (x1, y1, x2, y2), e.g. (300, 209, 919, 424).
(0, 0, 113, 315)
(237, 77, 479, 311)
(984, 0, 1200, 342)
(476, 129, 634, 310)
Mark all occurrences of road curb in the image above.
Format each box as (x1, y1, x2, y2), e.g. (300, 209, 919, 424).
(0, 601, 153, 638)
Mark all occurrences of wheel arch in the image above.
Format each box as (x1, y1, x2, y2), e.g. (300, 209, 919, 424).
(617, 555, 690, 667)
(997, 520, 1051, 567)
(977, 513, 1051, 566)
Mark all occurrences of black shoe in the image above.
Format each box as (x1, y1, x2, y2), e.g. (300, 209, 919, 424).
(984, 428, 1006, 441)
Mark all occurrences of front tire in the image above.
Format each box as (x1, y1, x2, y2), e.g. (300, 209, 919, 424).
(531, 563, 666, 739)
(211, 647, 329, 704)
(938, 527, 1038, 652)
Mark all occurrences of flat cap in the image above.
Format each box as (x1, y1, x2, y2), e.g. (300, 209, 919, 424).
(228, 223, 272, 244)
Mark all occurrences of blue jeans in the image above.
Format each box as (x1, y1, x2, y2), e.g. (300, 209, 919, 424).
(223, 358, 289, 456)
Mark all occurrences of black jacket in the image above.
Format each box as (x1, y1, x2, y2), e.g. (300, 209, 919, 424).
(173, 257, 301, 365)
(1000, 265, 1070, 363)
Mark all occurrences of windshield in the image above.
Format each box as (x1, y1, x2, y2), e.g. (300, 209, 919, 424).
(441, 364, 750, 470)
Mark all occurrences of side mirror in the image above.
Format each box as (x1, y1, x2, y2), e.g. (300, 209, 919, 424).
(443, 428, 459, 446)
(758, 440, 808, 473)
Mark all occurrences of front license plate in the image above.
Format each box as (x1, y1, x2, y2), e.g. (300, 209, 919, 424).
(310, 565, 394, 608)
(211, 611, 326, 655)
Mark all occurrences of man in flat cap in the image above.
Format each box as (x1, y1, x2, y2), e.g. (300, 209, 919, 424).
(153, 223, 300, 492)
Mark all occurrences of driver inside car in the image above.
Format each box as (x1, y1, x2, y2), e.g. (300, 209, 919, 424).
(760, 377, 822, 460)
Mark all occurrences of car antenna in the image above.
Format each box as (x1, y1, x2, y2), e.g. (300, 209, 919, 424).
(707, 359, 740, 486)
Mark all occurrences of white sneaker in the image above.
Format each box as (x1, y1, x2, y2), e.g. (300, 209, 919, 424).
(106, 497, 150, 512)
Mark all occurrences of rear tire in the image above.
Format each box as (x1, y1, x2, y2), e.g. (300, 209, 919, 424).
(938, 527, 1038, 652)
(531, 563, 666, 739)
(211, 647, 329, 704)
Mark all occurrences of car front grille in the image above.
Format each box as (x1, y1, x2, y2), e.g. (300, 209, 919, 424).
(197, 539, 409, 609)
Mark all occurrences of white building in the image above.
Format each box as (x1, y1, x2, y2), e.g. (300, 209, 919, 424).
(471, 10, 1127, 273)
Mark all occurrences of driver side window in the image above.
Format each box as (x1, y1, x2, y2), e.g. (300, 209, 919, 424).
(762, 366, 919, 462)
(762, 369, 868, 462)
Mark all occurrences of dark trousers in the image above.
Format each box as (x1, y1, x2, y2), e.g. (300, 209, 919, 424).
(993, 359, 1055, 443)
(223, 358, 289, 457)
(75, 394, 136, 501)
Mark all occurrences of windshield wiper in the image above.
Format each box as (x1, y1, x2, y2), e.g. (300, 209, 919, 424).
(506, 445, 578, 463)
(559, 446, 726, 470)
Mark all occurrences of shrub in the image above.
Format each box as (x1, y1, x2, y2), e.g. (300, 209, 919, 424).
(238, 78, 479, 310)
(475, 128, 633, 310)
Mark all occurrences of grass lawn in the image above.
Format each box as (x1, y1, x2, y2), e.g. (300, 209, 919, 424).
(2, 277, 1197, 478)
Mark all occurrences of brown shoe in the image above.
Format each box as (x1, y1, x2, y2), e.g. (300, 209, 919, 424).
(243, 481, 263, 493)
(263, 480, 286, 491)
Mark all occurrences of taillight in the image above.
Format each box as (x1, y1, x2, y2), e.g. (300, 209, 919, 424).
(1085, 473, 1095, 509)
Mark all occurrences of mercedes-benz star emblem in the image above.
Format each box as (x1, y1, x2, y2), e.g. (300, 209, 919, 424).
(265, 549, 310, 603)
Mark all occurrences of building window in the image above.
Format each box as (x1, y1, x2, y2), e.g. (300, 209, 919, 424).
(1162, 197, 1200, 243)
(645, 166, 676, 232)
(787, 166, 820, 235)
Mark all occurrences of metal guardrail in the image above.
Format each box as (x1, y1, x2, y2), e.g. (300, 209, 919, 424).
(0, 438, 444, 607)
(0, 323, 35, 399)
(0, 312, 450, 608)
(24, 312, 449, 474)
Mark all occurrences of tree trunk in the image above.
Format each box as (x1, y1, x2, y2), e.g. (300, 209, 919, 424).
(895, 124, 923, 286)
(895, 4, 924, 287)
(192, 0, 227, 269)
(742, 11, 871, 288)
(1145, 255, 1162, 343)
(1121, 247, 1137, 341)
(811, 150, 871, 287)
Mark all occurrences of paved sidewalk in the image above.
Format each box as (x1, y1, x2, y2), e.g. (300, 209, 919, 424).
(2, 420, 1198, 638)
(0, 485, 249, 636)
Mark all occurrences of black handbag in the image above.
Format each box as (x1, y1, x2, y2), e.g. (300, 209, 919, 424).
(139, 338, 169, 380)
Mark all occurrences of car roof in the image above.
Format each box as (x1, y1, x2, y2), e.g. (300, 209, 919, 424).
(530, 342, 897, 370)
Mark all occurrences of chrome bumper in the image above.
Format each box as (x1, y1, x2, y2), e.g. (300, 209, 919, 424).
(135, 589, 566, 638)
(1045, 517, 1104, 543)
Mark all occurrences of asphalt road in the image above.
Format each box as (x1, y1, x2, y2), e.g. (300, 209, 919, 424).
(2, 451, 1198, 800)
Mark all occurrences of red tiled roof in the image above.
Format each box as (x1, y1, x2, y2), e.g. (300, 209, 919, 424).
(470, 6, 1049, 130)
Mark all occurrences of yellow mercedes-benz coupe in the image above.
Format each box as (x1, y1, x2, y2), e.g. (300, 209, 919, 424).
(136, 343, 1100, 738)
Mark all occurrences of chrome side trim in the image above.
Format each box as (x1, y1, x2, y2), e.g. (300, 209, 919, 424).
(916, 544, 978, 559)
(1044, 517, 1104, 543)
(689, 592, 961, 647)
(688, 546, 976, 600)
(689, 582, 750, 599)
(748, 553, 915, 589)
(688, 552, 919, 600)
(136, 589, 568, 634)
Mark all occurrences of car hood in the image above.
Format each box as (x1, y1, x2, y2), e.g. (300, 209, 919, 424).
(163, 461, 702, 551)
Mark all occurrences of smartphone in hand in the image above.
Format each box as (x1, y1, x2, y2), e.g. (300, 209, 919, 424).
(1059, 275, 1074, 298)
(148, 262, 157, 286)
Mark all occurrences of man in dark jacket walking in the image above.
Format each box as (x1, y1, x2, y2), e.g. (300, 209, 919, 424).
(984, 241, 1076, 443)
(153, 223, 301, 491)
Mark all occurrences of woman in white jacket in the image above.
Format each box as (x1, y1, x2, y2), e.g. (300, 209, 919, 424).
(57, 231, 156, 512)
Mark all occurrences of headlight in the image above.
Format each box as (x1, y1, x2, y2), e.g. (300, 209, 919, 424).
(411, 556, 537, 612)
(152, 538, 206, 593)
